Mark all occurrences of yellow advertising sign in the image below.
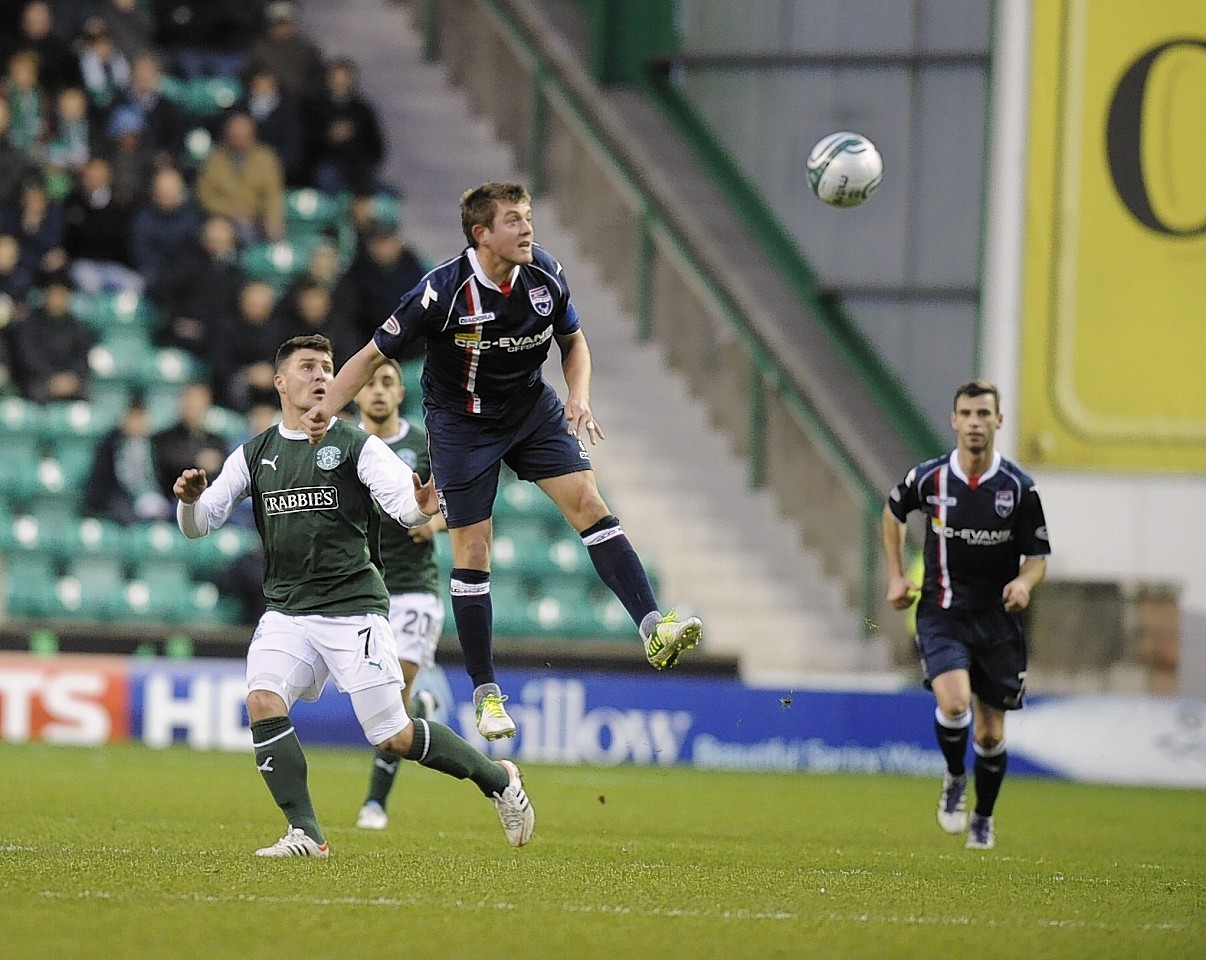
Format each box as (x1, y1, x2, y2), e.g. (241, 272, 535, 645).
(1019, 0, 1206, 470)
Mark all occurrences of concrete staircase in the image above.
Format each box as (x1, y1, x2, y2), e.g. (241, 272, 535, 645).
(301, 0, 890, 679)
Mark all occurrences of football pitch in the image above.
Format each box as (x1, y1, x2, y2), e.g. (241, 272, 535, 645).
(1, 742, 1201, 960)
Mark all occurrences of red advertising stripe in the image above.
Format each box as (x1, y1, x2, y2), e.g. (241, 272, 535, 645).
(0, 654, 130, 745)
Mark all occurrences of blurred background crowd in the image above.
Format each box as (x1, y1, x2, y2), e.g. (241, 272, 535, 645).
(0, 0, 431, 625)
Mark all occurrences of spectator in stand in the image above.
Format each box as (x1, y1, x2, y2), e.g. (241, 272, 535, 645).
(212, 279, 282, 411)
(94, 0, 154, 62)
(119, 54, 186, 164)
(151, 0, 262, 81)
(283, 238, 353, 322)
(4, 49, 49, 154)
(341, 219, 425, 350)
(196, 111, 285, 244)
(103, 104, 157, 208)
(247, 2, 324, 104)
(303, 57, 386, 196)
(85, 388, 173, 524)
(62, 155, 142, 293)
(151, 380, 227, 498)
(0, 233, 33, 307)
(44, 87, 94, 194)
(11, 2, 82, 96)
(77, 19, 133, 118)
(273, 279, 354, 366)
(242, 66, 302, 186)
(149, 214, 243, 361)
(130, 166, 201, 287)
(0, 233, 31, 390)
(0, 99, 36, 209)
(291, 237, 345, 292)
(10, 265, 93, 403)
(3, 175, 66, 280)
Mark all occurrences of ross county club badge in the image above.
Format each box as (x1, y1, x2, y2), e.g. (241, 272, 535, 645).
(528, 285, 553, 316)
(316, 445, 342, 470)
(995, 489, 1014, 518)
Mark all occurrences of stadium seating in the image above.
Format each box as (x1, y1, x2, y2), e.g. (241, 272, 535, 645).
(159, 75, 243, 118)
(241, 237, 325, 290)
(285, 189, 348, 238)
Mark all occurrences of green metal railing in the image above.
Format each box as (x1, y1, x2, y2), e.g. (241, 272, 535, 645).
(424, 0, 916, 635)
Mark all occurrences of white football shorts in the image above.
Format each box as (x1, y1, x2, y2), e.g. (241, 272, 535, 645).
(246, 610, 409, 744)
(388, 591, 445, 670)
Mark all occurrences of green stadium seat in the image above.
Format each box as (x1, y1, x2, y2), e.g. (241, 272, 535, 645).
(0, 440, 46, 503)
(4, 555, 59, 618)
(41, 400, 108, 440)
(131, 557, 192, 590)
(65, 516, 126, 560)
(110, 577, 177, 622)
(90, 381, 132, 421)
(122, 521, 191, 565)
(89, 336, 156, 384)
(398, 357, 424, 415)
(0, 396, 41, 438)
(173, 580, 244, 626)
(183, 125, 214, 167)
(51, 440, 97, 485)
(188, 524, 260, 573)
(50, 572, 122, 621)
(492, 527, 593, 587)
(160, 75, 242, 117)
(153, 347, 206, 385)
(365, 191, 403, 229)
(66, 554, 125, 591)
(285, 188, 348, 236)
(493, 479, 565, 530)
(523, 581, 603, 636)
(71, 290, 155, 333)
(242, 238, 321, 287)
(8, 502, 76, 554)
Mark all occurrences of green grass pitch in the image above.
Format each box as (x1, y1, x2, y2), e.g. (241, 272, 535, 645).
(1, 742, 1202, 959)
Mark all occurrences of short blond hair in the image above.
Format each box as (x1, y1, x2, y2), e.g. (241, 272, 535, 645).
(460, 181, 530, 246)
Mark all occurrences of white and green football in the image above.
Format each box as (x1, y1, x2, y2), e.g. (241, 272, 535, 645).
(806, 131, 884, 208)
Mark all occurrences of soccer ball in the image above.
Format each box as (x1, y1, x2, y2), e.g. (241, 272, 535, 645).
(806, 132, 883, 208)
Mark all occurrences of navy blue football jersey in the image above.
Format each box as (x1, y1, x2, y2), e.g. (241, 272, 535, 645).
(373, 244, 581, 420)
(887, 451, 1050, 610)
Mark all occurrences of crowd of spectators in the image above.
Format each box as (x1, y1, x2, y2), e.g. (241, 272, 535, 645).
(0, 0, 428, 512)
(0, 0, 429, 622)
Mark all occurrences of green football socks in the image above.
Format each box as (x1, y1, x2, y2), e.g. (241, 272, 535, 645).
(403, 719, 509, 796)
(250, 716, 325, 844)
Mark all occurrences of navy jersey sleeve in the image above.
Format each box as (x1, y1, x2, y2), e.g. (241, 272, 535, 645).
(887, 464, 924, 522)
(373, 276, 440, 359)
(1014, 480, 1052, 558)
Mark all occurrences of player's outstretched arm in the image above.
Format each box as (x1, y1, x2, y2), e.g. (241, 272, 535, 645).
(301, 341, 389, 444)
(173, 468, 208, 505)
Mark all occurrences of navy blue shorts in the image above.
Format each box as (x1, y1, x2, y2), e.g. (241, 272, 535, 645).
(423, 381, 591, 528)
(914, 603, 1028, 710)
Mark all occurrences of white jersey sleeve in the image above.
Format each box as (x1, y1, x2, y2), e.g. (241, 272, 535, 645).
(357, 433, 434, 528)
(176, 446, 252, 538)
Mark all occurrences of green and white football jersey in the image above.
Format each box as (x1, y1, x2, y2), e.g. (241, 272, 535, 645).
(367, 418, 440, 597)
(178, 419, 432, 617)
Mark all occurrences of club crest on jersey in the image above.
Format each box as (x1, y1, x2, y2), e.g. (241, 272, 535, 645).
(995, 489, 1015, 517)
(395, 448, 418, 469)
(316, 445, 342, 470)
(528, 285, 553, 317)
